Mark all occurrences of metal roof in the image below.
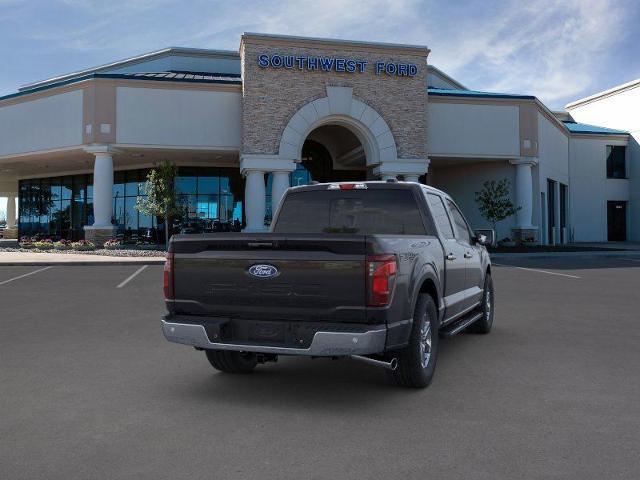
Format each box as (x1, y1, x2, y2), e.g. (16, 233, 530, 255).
(428, 87, 535, 100)
(19, 47, 240, 92)
(562, 121, 628, 135)
(0, 71, 241, 103)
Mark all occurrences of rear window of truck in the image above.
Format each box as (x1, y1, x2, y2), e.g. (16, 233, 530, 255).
(272, 189, 426, 235)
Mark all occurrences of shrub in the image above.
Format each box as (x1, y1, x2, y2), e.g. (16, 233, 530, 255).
(19, 236, 35, 249)
(103, 238, 123, 250)
(54, 239, 73, 250)
(33, 239, 54, 250)
(71, 240, 96, 251)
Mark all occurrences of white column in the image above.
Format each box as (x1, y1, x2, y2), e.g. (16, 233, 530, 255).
(244, 170, 266, 232)
(271, 171, 290, 212)
(92, 152, 115, 227)
(6, 195, 16, 228)
(509, 158, 538, 229)
(373, 159, 429, 183)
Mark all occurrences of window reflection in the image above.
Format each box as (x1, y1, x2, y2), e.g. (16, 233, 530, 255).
(18, 167, 245, 241)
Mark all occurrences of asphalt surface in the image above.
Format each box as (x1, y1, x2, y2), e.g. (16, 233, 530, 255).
(1, 256, 639, 479)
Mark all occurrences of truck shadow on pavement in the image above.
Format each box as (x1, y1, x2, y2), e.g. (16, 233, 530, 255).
(164, 333, 486, 411)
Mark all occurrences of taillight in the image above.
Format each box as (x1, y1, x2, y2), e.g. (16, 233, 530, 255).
(164, 252, 174, 300)
(366, 254, 397, 307)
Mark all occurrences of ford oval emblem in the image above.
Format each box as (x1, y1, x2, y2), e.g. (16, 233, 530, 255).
(247, 264, 279, 279)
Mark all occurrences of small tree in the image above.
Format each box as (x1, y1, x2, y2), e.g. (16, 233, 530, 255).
(136, 161, 181, 247)
(474, 179, 520, 237)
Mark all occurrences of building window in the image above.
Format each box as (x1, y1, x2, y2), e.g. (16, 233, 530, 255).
(606, 145, 626, 179)
(18, 167, 244, 241)
(173, 167, 244, 233)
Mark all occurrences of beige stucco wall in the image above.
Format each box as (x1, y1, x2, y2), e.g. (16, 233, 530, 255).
(116, 86, 242, 148)
(240, 36, 428, 160)
(0, 90, 83, 157)
(427, 101, 520, 157)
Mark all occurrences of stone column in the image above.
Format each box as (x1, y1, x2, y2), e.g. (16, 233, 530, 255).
(6, 195, 16, 228)
(84, 145, 117, 245)
(510, 158, 538, 242)
(244, 170, 266, 232)
(404, 174, 420, 183)
(240, 154, 296, 232)
(2, 194, 18, 239)
(271, 171, 290, 213)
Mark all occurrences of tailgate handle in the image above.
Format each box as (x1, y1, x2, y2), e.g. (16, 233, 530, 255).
(247, 242, 274, 248)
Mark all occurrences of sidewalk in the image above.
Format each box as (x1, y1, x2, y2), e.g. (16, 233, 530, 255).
(0, 251, 166, 266)
(492, 250, 640, 259)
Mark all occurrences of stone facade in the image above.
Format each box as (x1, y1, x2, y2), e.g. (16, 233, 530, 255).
(240, 35, 429, 161)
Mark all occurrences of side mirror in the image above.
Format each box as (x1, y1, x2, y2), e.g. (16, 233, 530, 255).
(474, 229, 494, 247)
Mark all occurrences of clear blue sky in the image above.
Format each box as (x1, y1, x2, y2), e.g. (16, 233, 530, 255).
(1, 0, 640, 107)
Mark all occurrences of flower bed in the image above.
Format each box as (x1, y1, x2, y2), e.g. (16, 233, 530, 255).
(54, 239, 73, 250)
(71, 240, 96, 251)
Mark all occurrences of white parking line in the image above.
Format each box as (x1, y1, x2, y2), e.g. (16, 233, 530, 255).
(116, 265, 148, 289)
(0, 266, 53, 286)
(492, 263, 581, 279)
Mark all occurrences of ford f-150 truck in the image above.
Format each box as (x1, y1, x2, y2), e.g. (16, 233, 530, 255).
(162, 180, 494, 388)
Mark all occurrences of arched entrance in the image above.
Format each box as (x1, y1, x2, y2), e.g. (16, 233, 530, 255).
(242, 86, 428, 231)
(300, 124, 367, 183)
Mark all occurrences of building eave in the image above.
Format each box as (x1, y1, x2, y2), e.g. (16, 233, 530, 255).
(427, 65, 466, 90)
(19, 47, 241, 93)
(565, 78, 640, 109)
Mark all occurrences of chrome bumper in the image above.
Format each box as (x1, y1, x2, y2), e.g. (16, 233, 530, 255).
(161, 319, 387, 356)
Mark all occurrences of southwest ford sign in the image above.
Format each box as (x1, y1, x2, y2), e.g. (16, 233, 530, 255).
(257, 54, 418, 77)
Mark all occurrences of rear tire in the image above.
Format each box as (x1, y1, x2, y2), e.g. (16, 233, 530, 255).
(469, 273, 494, 334)
(389, 293, 439, 388)
(205, 349, 258, 374)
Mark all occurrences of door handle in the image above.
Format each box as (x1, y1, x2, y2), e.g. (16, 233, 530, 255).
(446, 253, 457, 261)
(464, 252, 473, 259)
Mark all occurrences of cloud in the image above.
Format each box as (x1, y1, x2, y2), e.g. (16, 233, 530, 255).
(426, 0, 633, 107)
(1, 0, 637, 108)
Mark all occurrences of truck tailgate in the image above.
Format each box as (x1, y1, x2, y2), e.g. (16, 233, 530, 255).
(171, 234, 367, 322)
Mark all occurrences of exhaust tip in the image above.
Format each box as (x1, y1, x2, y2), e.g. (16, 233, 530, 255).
(389, 358, 399, 371)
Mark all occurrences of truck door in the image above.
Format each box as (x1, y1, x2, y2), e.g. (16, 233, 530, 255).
(445, 198, 483, 308)
(426, 193, 467, 320)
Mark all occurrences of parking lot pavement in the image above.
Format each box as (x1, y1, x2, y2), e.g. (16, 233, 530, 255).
(1, 257, 639, 480)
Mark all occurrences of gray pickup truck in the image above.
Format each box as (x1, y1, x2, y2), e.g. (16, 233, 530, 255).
(162, 181, 494, 388)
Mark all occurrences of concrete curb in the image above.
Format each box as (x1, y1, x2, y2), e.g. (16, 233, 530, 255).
(491, 250, 640, 259)
(0, 259, 166, 266)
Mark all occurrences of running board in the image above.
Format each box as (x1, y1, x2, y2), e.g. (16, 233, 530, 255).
(439, 311, 483, 337)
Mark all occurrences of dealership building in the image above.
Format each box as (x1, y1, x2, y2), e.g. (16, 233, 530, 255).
(0, 33, 637, 244)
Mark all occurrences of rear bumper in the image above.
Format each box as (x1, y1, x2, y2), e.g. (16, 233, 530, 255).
(161, 319, 387, 356)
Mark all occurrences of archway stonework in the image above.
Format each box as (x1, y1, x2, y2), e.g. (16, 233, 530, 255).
(238, 33, 431, 229)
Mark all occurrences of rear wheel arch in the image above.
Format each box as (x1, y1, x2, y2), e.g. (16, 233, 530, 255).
(414, 272, 442, 326)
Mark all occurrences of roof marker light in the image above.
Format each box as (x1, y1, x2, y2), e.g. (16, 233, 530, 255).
(327, 183, 368, 190)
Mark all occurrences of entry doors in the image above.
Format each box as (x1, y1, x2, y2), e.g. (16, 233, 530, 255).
(607, 201, 627, 241)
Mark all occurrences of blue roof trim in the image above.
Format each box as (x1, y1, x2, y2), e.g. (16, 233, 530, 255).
(562, 121, 628, 135)
(428, 87, 535, 100)
(0, 72, 242, 102)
